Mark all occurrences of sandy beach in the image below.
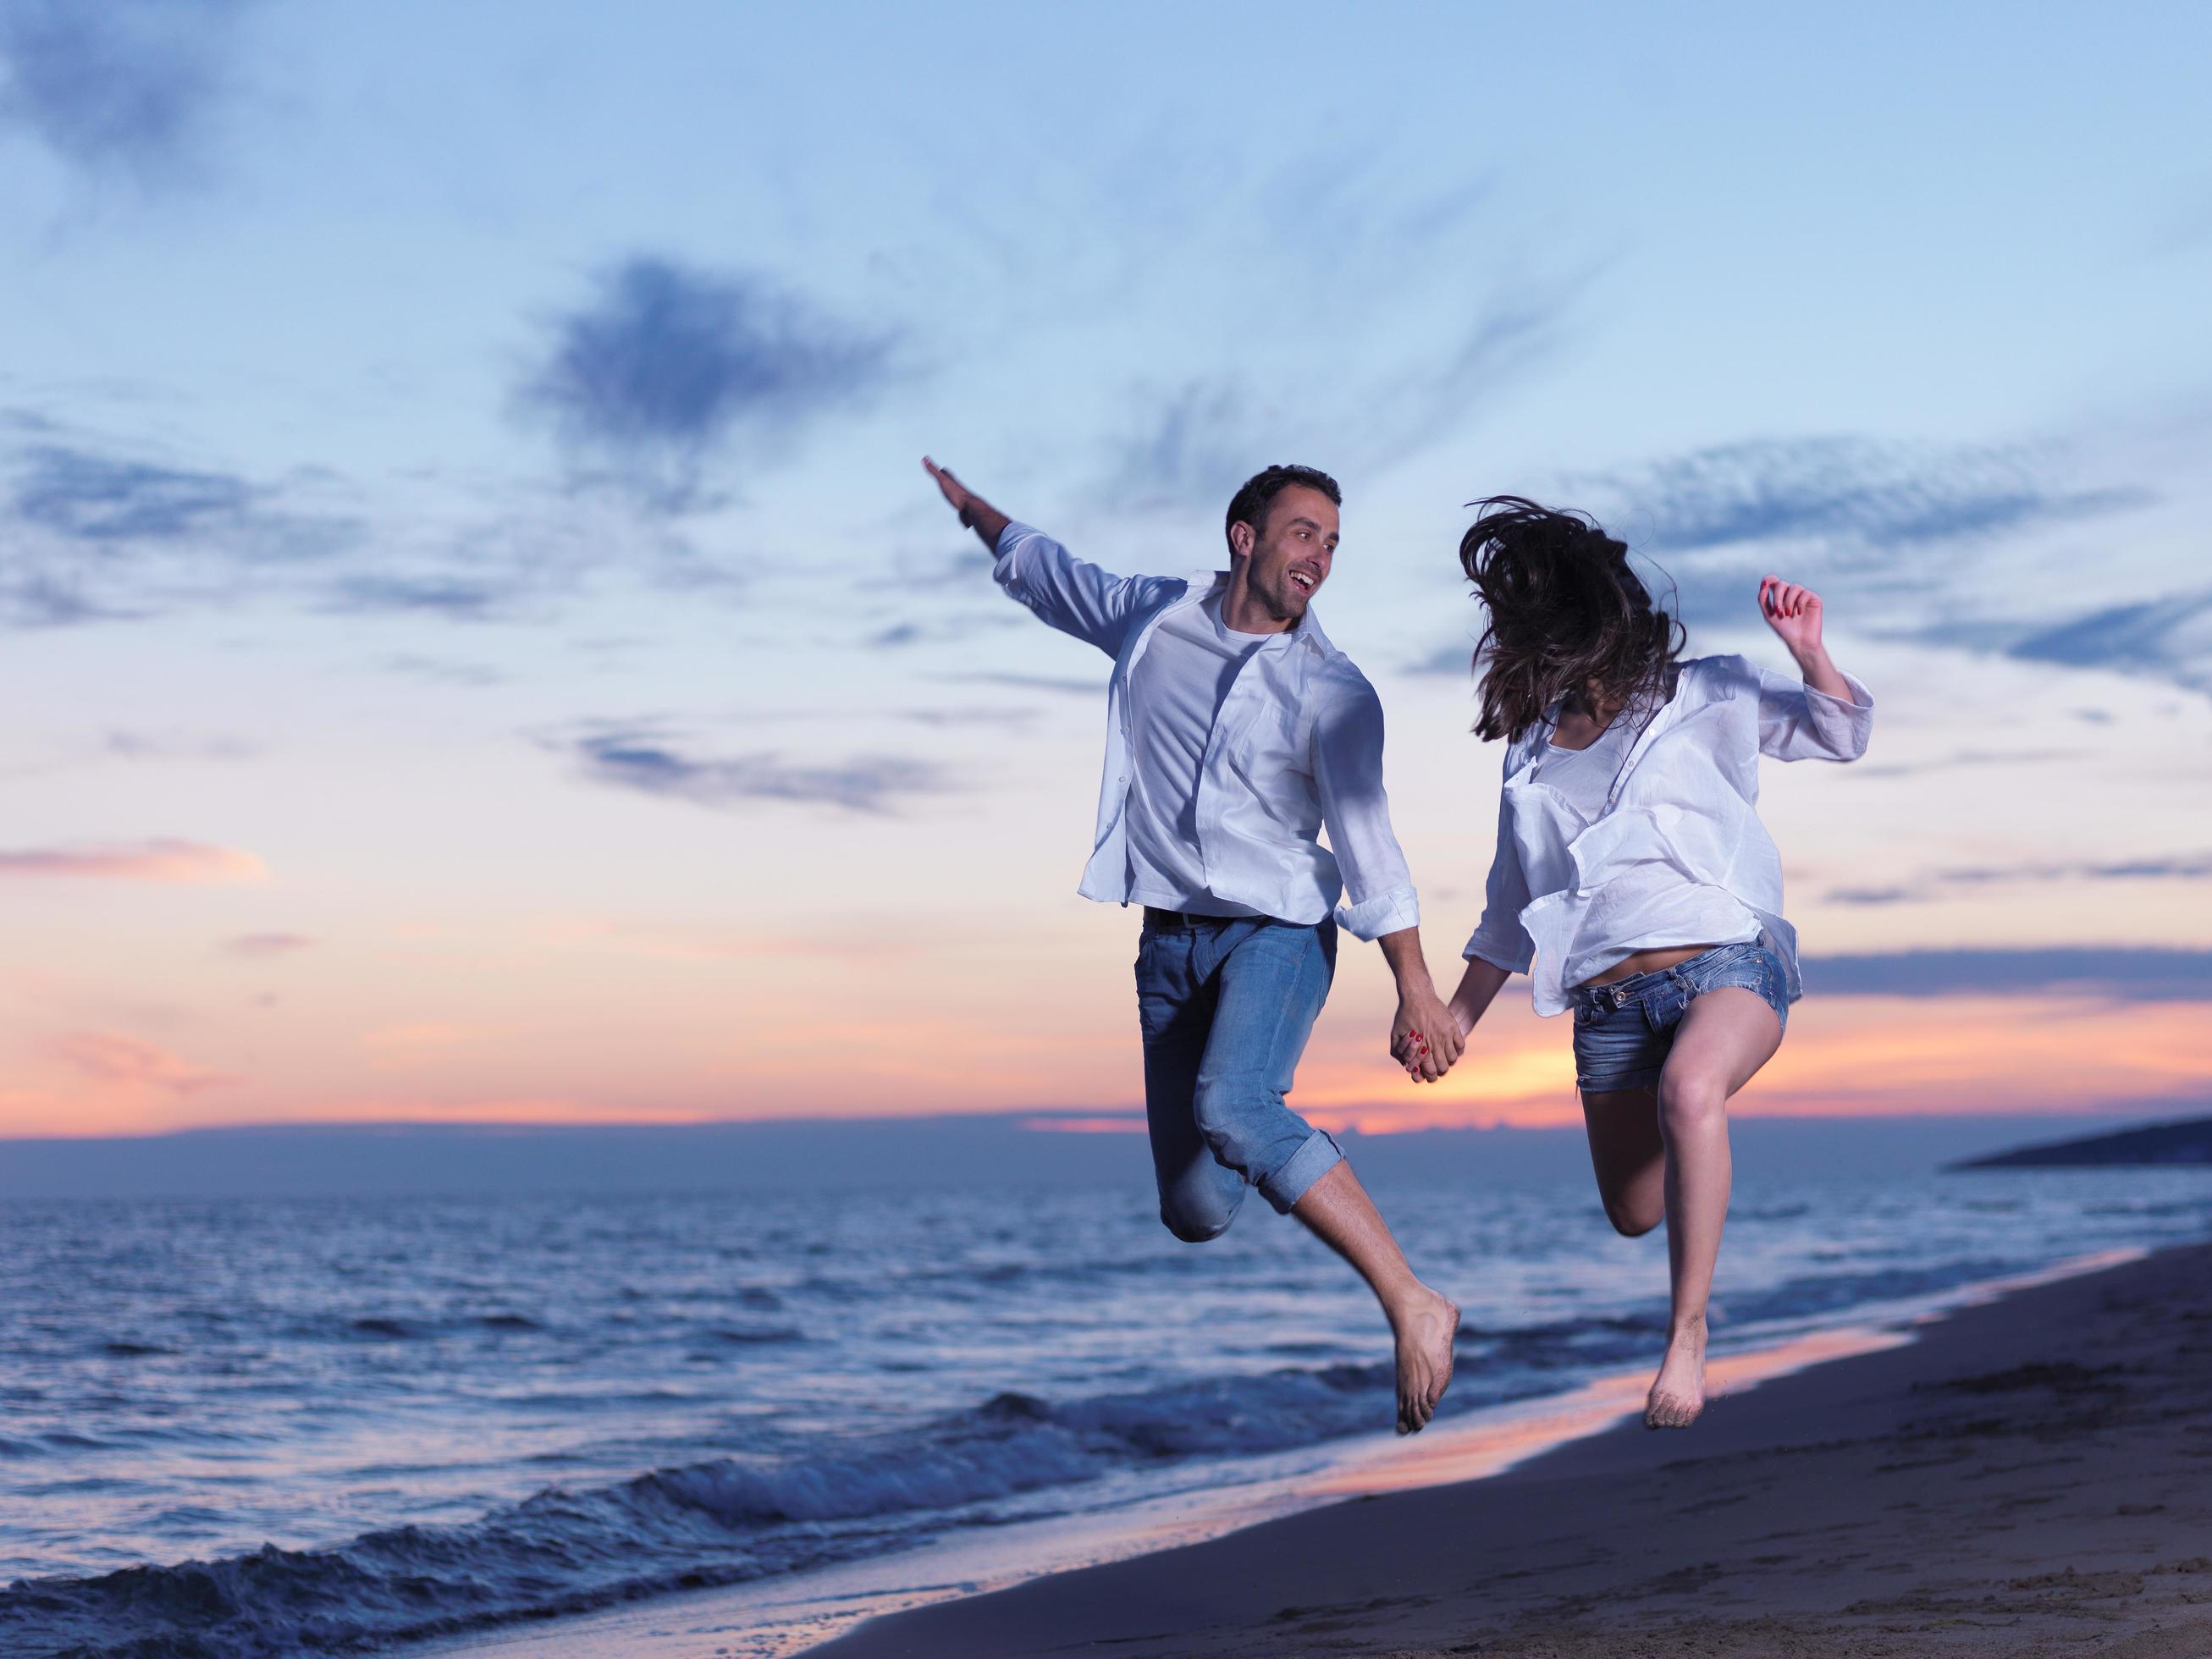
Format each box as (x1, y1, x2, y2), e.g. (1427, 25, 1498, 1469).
(810, 1242, 2212, 1657)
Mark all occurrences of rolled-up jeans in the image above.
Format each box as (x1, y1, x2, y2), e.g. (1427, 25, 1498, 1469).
(1134, 910, 1343, 1242)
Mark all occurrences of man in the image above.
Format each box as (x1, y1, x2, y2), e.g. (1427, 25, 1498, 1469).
(923, 456, 1463, 1433)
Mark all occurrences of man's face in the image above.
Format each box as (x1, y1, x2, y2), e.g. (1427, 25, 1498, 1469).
(1238, 486, 1338, 623)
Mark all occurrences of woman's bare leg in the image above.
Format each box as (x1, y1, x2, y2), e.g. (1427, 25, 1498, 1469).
(1580, 1085, 1665, 1237)
(1647, 987, 1783, 1427)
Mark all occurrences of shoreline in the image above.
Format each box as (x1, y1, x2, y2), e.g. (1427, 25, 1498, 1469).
(417, 1243, 2186, 1659)
(806, 1237, 2212, 1657)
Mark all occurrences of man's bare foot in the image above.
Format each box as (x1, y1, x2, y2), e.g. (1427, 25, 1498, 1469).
(1645, 1315, 1707, 1429)
(1390, 1285, 1460, 1434)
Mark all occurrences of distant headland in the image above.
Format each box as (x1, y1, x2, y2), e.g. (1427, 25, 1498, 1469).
(1951, 1114, 2212, 1171)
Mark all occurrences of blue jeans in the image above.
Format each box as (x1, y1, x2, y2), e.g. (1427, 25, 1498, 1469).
(1566, 940, 1790, 1094)
(1134, 912, 1343, 1241)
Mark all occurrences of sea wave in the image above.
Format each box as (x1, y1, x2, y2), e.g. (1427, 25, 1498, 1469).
(0, 1335, 1579, 1657)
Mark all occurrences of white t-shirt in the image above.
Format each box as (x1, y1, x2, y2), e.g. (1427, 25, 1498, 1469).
(1532, 706, 1762, 986)
(1124, 592, 1284, 914)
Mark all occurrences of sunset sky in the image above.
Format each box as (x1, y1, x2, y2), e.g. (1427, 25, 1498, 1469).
(2, 3, 2208, 1138)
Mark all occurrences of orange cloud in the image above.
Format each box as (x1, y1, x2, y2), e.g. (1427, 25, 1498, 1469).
(49, 1032, 234, 1096)
(224, 932, 313, 958)
(0, 840, 266, 884)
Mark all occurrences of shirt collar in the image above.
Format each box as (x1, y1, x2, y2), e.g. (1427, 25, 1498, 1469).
(1190, 570, 1334, 657)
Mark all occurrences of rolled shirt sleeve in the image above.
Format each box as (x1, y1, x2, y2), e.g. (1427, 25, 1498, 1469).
(1311, 667, 1420, 941)
(993, 521, 1183, 660)
(1462, 785, 1536, 973)
(1752, 660, 1875, 762)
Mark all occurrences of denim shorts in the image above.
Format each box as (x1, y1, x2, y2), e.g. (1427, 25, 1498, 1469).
(1567, 940, 1790, 1094)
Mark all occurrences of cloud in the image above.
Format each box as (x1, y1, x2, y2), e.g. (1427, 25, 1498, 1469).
(0, 570, 130, 627)
(223, 932, 311, 958)
(1823, 852, 2212, 907)
(322, 573, 520, 621)
(376, 654, 507, 687)
(14, 444, 251, 540)
(49, 1031, 233, 1094)
(931, 670, 1103, 697)
(0, 434, 366, 626)
(2005, 588, 2212, 692)
(554, 726, 951, 814)
(864, 611, 1019, 650)
(0, 1, 250, 181)
(1101, 278, 1578, 514)
(1576, 436, 2149, 558)
(1404, 640, 1481, 678)
(1803, 946, 2212, 1001)
(0, 837, 265, 882)
(899, 707, 1036, 730)
(105, 728, 260, 761)
(1850, 746, 2084, 780)
(520, 256, 894, 509)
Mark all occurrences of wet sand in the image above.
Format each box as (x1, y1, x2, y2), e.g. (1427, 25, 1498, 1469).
(815, 1242, 2212, 1656)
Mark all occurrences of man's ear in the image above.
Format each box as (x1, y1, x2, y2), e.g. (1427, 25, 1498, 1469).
(1227, 518, 1255, 560)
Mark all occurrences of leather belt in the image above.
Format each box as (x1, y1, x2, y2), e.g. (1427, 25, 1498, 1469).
(1143, 906, 1266, 931)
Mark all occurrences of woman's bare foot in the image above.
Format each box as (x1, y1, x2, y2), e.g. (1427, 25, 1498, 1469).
(1645, 1314, 1707, 1429)
(1390, 1285, 1461, 1434)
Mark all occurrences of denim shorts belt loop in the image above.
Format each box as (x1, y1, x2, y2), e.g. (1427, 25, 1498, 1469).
(1569, 940, 1791, 1095)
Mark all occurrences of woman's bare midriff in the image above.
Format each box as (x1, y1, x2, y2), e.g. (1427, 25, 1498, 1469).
(1580, 942, 1719, 987)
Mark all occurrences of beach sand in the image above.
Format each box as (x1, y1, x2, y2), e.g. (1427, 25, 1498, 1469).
(814, 1243, 2212, 1656)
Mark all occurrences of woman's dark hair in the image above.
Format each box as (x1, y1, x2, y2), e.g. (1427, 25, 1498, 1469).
(1457, 495, 1685, 743)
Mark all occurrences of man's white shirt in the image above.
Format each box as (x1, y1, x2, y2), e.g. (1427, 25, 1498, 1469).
(992, 521, 1420, 940)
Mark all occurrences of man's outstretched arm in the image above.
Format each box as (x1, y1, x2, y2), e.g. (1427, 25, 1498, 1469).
(924, 457, 1011, 552)
(920, 455, 1179, 659)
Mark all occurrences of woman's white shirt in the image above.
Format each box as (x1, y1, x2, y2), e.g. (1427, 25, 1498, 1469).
(1462, 655, 1874, 1015)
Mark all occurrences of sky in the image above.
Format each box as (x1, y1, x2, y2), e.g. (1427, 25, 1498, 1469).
(1, 1, 2209, 1138)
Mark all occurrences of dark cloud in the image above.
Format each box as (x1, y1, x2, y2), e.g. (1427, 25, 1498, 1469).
(554, 726, 950, 814)
(0, 1, 249, 180)
(0, 436, 374, 629)
(0, 570, 127, 627)
(521, 256, 894, 510)
(1101, 277, 1580, 515)
(1823, 852, 2212, 906)
(14, 444, 251, 540)
(863, 611, 1019, 650)
(2005, 589, 2212, 688)
(1577, 437, 2149, 558)
(322, 574, 520, 622)
(0, 423, 775, 634)
(1803, 946, 2212, 1001)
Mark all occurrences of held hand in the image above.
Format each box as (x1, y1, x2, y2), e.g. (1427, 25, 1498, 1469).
(1757, 575, 1825, 660)
(1389, 988, 1465, 1084)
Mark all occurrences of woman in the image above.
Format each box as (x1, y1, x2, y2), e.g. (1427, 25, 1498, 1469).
(1413, 497, 1873, 1429)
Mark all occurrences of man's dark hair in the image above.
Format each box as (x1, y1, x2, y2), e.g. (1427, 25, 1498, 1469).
(1224, 464, 1341, 555)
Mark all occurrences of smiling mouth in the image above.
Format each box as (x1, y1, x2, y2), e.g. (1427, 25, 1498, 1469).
(1288, 570, 1318, 594)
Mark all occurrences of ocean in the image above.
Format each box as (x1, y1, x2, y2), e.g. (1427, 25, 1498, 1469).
(3, 1158, 2209, 1656)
